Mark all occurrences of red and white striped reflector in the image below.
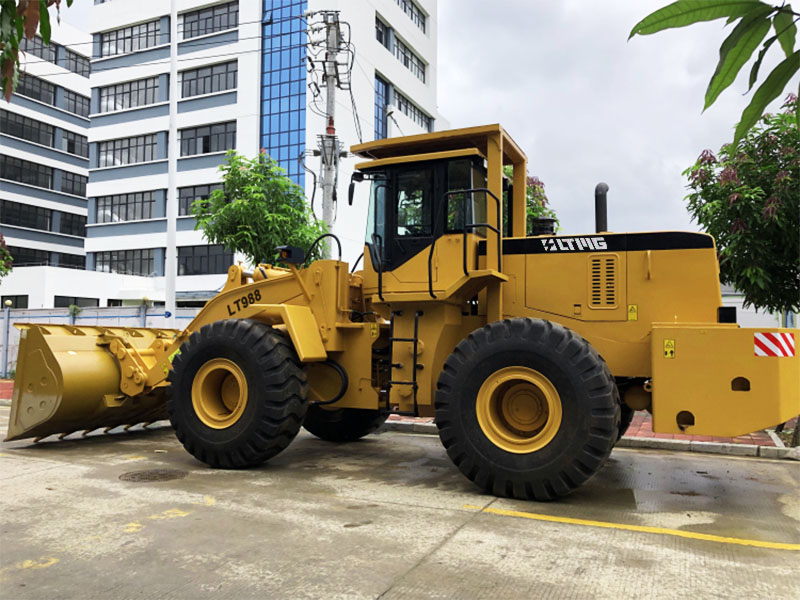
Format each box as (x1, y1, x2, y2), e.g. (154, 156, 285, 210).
(754, 332, 795, 357)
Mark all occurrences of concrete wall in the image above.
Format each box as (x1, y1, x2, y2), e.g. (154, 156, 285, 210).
(721, 294, 784, 328)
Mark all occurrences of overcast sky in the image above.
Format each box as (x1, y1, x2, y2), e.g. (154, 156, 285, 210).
(437, 0, 792, 235)
(60, 0, 793, 235)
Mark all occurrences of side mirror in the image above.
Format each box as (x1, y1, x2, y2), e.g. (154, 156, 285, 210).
(348, 172, 364, 206)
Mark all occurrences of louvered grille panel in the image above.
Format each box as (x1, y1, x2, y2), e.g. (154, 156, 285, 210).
(590, 255, 618, 307)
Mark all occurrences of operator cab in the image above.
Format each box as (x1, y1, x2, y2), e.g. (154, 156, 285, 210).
(350, 125, 527, 311)
(358, 152, 495, 272)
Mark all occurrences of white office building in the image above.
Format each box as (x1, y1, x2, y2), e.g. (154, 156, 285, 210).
(2, 0, 443, 310)
(0, 22, 95, 308)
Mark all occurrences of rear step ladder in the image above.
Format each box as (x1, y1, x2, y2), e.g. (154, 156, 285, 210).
(384, 310, 423, 417)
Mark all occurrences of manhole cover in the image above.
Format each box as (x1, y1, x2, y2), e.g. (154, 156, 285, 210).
(119, 469, 187, 483)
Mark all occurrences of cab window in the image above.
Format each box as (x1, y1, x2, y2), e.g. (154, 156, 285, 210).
(446, 158, 487, 236)
(396, 168, 433, 237)
(365, 174, 389, 262)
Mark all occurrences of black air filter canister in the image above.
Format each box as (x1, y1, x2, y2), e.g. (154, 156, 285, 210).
(528, 217, 557, 236)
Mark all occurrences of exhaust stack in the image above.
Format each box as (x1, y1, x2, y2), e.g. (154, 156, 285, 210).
(595, 182, 609, 233)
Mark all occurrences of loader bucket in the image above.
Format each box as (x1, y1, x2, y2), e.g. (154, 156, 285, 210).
(5, 324, 180, 442)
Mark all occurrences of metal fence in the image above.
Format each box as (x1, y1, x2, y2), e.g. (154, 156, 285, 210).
(0, 305, 200, 377)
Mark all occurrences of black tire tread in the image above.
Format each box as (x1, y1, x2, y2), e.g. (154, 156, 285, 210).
(166, 319, 308, 468)
(435, 318, 619, 501)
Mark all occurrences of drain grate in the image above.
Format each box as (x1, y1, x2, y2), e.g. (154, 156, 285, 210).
(119, 469, 188, 483)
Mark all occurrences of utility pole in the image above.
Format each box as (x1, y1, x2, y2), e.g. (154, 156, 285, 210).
(164, 0, 178, 327)
(320, 13, 338, 231)
(315, 11, 347, 257)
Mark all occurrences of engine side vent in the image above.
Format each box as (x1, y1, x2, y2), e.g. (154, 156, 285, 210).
(589, 255, 618, 308)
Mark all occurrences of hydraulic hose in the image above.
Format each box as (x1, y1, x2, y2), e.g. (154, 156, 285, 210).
(310, 359, 349, 406)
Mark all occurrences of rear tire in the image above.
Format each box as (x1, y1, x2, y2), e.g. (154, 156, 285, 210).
(435, 318, 619, 501)
(303, 406, 388, 442)
(618, 403, 634, 441)
(167, 319, 308, 468)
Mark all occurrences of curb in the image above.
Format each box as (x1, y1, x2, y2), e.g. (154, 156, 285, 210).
(382, 420, 800, 461)
(0, 399, 10, 407)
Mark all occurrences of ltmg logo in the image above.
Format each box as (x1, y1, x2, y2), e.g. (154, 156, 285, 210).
(541, 237, 608, 252)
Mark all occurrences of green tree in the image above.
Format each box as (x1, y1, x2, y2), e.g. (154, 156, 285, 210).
(0, 232, 12, 281)
(683, 94, 799, 316)
(630, 0, 799, 144)
(1, 0, 73, 102)
(502, 165, 559, 233)
(192, 150, 326, 266)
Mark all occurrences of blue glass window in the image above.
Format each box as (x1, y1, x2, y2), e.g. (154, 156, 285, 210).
(260, 0, 307, 187)
(374, 76, 389, 140)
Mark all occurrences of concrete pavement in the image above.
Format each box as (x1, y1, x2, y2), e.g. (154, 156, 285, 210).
(1, 405, 799, 599)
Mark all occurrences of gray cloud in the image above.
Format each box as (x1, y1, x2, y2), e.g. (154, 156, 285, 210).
(437, 0, 791, 235)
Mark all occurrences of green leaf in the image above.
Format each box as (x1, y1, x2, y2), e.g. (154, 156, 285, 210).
(735, 50, 800, 144)
(773, 5, 797, 57)
(748, 35, 778, 90)
(38, 1, 51, 44)
(629, 0, 764, 39)
(705, 6, 772, 109)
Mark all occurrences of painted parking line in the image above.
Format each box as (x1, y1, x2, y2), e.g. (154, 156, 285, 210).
(462, 505, 800, 551)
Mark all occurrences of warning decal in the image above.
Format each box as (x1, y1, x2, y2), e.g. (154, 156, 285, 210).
(627, 305, 638, 321)
(754, 332, 795, 357)
(663, 339, 675, 359)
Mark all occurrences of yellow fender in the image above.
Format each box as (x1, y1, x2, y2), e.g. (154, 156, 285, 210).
(250, 304, 327, 362)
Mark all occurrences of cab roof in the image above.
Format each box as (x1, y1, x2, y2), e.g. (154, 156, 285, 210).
(350, 124, 527, 165)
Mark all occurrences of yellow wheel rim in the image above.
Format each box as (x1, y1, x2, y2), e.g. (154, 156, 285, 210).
(476, 366, 562, 454)
(191, 358, 248, 429)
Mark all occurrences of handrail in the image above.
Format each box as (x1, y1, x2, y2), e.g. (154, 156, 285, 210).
(372, 233, 385, 301)
(427, 187, 503, 299)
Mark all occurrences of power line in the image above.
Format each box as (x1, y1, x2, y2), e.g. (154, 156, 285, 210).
(19, 38, 310, 79)
(22, 19, 338, 80)
(18, 13, 315, 75)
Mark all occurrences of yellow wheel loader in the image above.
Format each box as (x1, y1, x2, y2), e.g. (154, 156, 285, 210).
(6, 125, 799, 501)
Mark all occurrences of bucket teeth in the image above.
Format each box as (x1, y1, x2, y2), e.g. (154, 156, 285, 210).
(123, 424, 135, 431)
(142, 421, 153, 429)
(103, 426, 116, 434)
(81, 429, 96, 437)
(58, 431, 74, 440)
(33, 436, 44, 443)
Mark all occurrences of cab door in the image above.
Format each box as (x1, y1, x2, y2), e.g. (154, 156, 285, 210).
(387, 165, 436, 281)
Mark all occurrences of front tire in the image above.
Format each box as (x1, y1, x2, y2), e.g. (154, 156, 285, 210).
(167, 319, 308, 468)
(435, 318, 619, 501)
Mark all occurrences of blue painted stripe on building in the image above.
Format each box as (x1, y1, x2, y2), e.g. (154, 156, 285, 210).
(260, 0, 307, 188)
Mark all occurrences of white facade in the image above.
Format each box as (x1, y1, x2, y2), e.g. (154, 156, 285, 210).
(4, 266, 166, 308)
(0, 21, 93, 308)
(85, 0, 264, 305)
